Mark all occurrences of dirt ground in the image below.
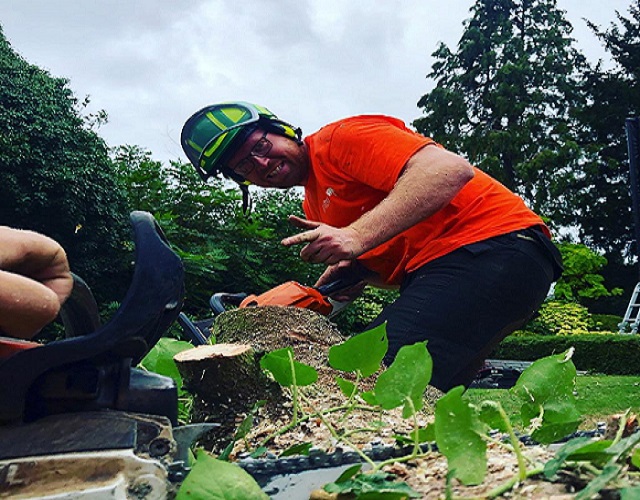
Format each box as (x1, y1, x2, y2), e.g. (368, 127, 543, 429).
(197, 306, 638, 499)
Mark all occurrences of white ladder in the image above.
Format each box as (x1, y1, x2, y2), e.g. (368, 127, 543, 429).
(619, 282, 640, 333)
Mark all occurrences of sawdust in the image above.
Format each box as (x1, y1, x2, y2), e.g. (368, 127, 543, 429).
(201, 306, 637, 499)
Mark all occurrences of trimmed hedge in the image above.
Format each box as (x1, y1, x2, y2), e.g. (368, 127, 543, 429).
(492, 334, 640, 375)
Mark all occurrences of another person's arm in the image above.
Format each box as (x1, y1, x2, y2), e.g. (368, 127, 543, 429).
(0, 227, 73, 339)
(282, 145, 474, 264)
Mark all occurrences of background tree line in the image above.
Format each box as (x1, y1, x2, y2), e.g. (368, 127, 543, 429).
(1, 0, 639, 336)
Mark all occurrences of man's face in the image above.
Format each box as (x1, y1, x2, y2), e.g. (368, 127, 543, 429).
(226, 128, 309, 188)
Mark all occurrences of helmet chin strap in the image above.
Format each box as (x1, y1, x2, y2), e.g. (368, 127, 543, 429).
(239, 183, 252, 215)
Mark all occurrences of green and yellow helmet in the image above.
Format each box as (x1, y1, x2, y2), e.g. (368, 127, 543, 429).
(181, 101, 301, 183)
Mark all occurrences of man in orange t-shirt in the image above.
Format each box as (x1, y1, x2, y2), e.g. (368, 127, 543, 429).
(181, 102, 563, 391)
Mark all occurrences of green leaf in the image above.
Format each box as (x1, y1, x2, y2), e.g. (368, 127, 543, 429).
(478, 400, 509, 433)
(218, 400, 266, 461)
(336, 376, 357, 398)
(360, 390, 378, 406)
(620, 486, 640, 499)
(280, 442, 312, 457)
(435, 386, 488, 485)
(605, 431, 640, 463)
(176, 449, 268, 499)
(259, 347, 318, 387)
(394, 425, 434, 447)
(543, 437, 607, 479)
(564, 440, 616, 467)
(575, 463, 623, 500)
(334, 464, 362, 483)
(374, 342, 432, 418)
(631, 447, 640, 469)
(323, 472, 421, 498)
(528, 399, 582, 445)
(250, 447, 268, 458)
(512, 349, 581, 444)
(140, 337, 193, 391)
(417, 423, 436, 443)
(328, 323, 388, 377)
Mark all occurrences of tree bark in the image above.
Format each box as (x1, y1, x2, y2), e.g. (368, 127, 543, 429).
(175, 306, 347, 453)
(174, 343, 282, 453)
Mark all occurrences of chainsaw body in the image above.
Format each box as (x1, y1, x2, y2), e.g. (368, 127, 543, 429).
(239, 280, 334, 315)
(0, 212, 197, 499)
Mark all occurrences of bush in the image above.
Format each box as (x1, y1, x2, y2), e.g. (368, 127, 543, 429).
(332, 287, 399, 334)
(492, 334, 640, 375)
(523, 300, 592, 335)
(590, 313, 623, 332)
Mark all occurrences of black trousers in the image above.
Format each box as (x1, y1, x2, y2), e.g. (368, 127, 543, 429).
(367, 226, 563, 392)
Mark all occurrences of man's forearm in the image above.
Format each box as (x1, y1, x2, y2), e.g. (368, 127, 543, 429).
(346, 146, 474, 255)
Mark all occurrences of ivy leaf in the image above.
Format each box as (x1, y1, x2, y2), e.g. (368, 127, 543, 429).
(360, 390, 378, 406)
(631, 447, 640, 469)
(335, 464, 362, 483)
(543, 437, 608, 479)
(140, 337, 193, 392)
(336, 376, 357, 398)
(435, 386, 488, 485)
(395, 425, 435, 446)
(621, 487, 640, 499)
(280, 442, 312, 457)
(323, 472, 421, 498)
(512, 348, 581, 444)
(374, 342, 432, 418)
(176, 449, 268, 500)
(575, 463, 623, 500)
(478, 400, 509, 433)
(329, 323, 388, 377)
(260, 347, 318, 387)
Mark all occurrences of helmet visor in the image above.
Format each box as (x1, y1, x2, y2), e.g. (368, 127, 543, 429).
(181, 103, 260, 179)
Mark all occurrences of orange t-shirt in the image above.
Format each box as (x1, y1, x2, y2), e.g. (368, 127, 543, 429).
(302, 115, 547, 285)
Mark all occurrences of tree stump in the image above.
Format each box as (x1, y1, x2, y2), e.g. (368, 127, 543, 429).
(175, 306, 346, 453)
(212, 305, 345, 372)
(174, 343, 282, 453)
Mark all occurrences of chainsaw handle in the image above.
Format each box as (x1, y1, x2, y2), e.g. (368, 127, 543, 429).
(210, 292, 248, 316)
(315, 277, 363, 297)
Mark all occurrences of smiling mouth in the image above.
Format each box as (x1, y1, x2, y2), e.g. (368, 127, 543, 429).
(267, 162, 284, 179)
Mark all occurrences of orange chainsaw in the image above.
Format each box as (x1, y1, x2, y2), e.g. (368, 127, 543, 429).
(211, 278, 358, 316)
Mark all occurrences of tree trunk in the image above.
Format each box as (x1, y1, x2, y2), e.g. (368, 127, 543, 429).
(174, 306, 347, 453)
(174, 343, 282, 453)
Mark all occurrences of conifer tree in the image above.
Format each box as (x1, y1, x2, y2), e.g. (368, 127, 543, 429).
(415, 0, 587, 228)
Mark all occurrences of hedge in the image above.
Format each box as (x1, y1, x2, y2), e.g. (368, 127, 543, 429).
(492, 334, 640, 375)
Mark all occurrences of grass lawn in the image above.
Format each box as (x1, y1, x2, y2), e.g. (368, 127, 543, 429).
(464, 375, 640, 430)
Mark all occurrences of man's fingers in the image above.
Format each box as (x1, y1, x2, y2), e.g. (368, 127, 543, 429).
(281, 229, 318, 247)
(287, 215, 320, 230)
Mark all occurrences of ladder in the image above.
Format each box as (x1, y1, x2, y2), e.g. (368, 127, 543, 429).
(619, 282, 640, 334)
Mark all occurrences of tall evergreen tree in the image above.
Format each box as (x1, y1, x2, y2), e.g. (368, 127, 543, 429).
(0, 26, 130, 302)
(414, 0, 588, 229)
(576, 1, 640, 261)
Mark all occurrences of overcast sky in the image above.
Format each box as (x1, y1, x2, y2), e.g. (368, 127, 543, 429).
(0, 1, 634, 165)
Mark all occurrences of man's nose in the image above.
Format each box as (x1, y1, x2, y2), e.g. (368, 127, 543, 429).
(253, 156, 271, 171)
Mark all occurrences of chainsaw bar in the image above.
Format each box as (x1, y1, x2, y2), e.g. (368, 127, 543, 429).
(238, 427, 606, 488)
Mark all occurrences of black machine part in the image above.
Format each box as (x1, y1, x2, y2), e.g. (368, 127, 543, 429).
(0, 211, 185, 425)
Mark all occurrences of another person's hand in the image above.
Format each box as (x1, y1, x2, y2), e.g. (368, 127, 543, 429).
(0, 227, 73, 339)
(281, 215, 366, 265)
